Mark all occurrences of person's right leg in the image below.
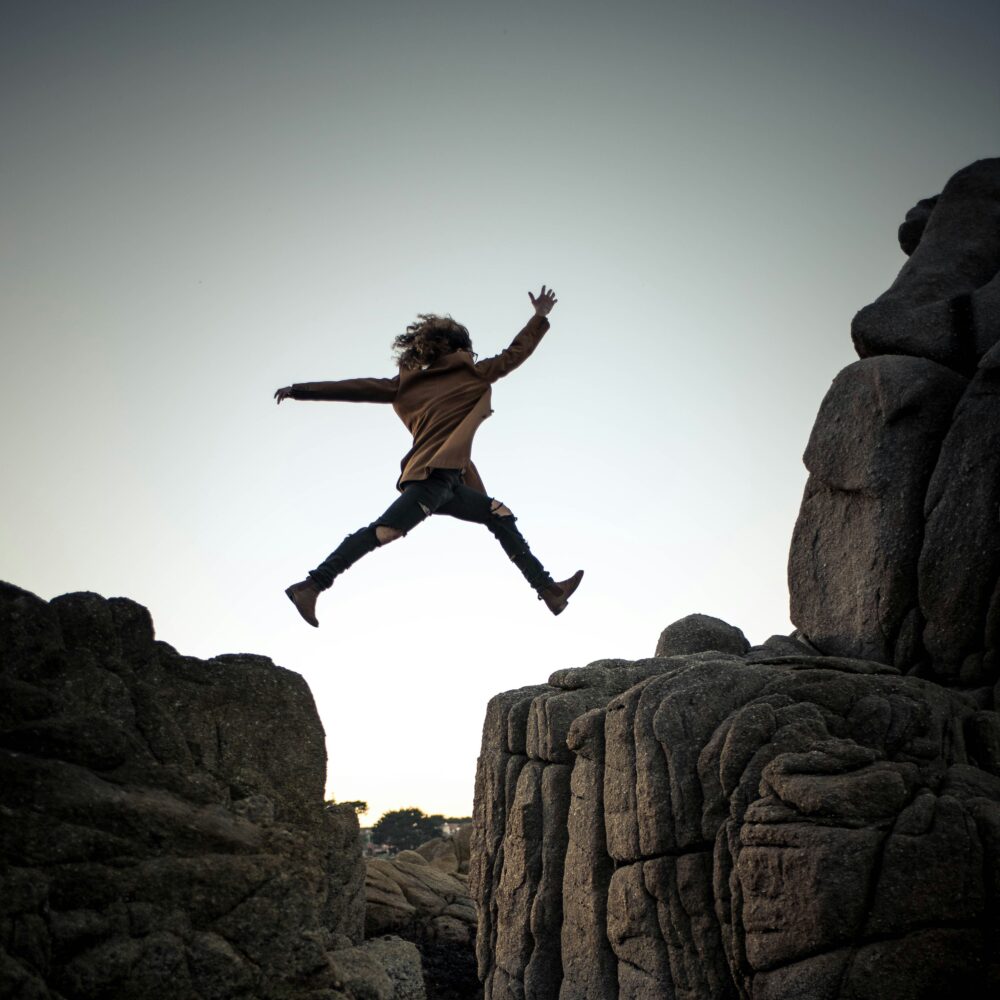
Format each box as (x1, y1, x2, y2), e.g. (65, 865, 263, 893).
(286, 471, 461, 626)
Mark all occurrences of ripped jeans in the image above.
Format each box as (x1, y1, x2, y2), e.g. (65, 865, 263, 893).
(307, 469, 556, 593)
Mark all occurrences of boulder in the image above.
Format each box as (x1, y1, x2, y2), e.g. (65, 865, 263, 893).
(852, 157, 1000, 371)
(328, 936, 426, 1000)
(654, 613, 750, 657)
(365, 852, 478, 1000)
(415, 827, 472, 875)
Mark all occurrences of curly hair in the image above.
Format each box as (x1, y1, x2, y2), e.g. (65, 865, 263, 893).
(392, 314, 475, 371)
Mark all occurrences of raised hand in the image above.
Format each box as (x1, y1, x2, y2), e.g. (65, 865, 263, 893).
(274, 386, 293, 404)
(528, 285, 558, 317)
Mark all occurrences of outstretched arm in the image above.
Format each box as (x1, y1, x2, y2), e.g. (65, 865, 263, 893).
(274, 375, 399, 404)
(474, 285, 558, 383)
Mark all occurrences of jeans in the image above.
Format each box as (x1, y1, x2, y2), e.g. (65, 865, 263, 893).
(308, 469, 556, 593)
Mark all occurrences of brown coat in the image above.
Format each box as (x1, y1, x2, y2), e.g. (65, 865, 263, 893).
(289, 315, 549, 493)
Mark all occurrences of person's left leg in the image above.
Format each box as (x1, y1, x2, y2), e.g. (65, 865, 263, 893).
(438, 485, 584, 612)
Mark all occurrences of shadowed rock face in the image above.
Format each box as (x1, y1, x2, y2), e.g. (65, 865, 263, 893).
(791, 157, 1000, 685)
(366, 844, 478, 1000)
(471, 158, 1000, 1000)
(852, 157, 1000, 372)
(0, 582, 422, 1000)
(788, 355, 967, 669)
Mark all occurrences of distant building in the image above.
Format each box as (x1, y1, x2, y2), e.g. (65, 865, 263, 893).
(359, 827, 391, 857)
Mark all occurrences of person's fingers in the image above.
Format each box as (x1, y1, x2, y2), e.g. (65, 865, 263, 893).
(529, 291, 537, 303)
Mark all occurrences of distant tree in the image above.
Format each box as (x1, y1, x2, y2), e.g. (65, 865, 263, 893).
(371, 807, 445, 852)
(325, 799, 368, 816)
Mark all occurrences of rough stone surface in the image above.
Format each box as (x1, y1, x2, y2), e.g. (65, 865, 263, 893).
(0, 582, 413, 1000)
(852, 157, 1000, 371)
(897, 194, 938, 257)
(919, 342, 1000, 683)
(788, 355, 967, 667)
(472, 651, 1000, 999)
(654, 613, 750, 658)
(366, 851, 478, 1000)
(329, 936, 426, 1000)
(790, 158, 1000, 686)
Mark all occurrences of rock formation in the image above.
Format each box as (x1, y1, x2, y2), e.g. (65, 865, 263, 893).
(366, 838, 478, 1000)
(414, 826, 473, 876)
(471, 158, 1000, 999)
(0, 583, 423, 1000)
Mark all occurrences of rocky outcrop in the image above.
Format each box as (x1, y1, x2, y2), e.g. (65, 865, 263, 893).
(792, 157, 1000, 684)
(0, 582, 423, 1000)
(472, 643, 1000, 999)
(366, 842, 478, 1000)
(851, 158, 1000, 370)
(471, 159, 1000, 999)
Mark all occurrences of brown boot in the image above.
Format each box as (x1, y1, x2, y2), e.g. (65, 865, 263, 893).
(539, 570, 584, 616)
(285, 579, 320, 627)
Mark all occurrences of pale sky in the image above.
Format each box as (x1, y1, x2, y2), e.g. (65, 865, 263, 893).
(3, 0, 998, 821)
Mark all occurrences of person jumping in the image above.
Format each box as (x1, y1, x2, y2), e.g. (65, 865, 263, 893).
(274, 285, 583, 627)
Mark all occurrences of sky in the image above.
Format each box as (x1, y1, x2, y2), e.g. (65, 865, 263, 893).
(2, 0, 998, 822)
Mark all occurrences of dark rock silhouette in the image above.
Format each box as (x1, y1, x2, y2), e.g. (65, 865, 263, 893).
(471, 159, 1000, 999)
(794, 157, 1000, 685)
(0, 583, 423, 1000)
(852, 158, 1000, 371)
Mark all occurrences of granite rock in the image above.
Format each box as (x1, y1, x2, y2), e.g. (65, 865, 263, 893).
(852, 157, 1000, 371)
(366, 849, 478, 1000)
(654, 613, 750, 658)
(0, 582, 416, 1000)
(788, 355, 967, 667)
(472, 650, 999, 999)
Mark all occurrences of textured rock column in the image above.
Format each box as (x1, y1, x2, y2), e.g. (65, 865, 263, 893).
(788, 355, 966, 667)
(473, 659, 678, 1000)
(471, 685, 551, 998)
(559, 708, 616, 1000)
(919, 341, 1000, 683)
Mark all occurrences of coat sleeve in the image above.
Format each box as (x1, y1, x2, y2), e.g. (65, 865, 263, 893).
(289, 375, 399, 403)
(473, 316, 549, 383)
